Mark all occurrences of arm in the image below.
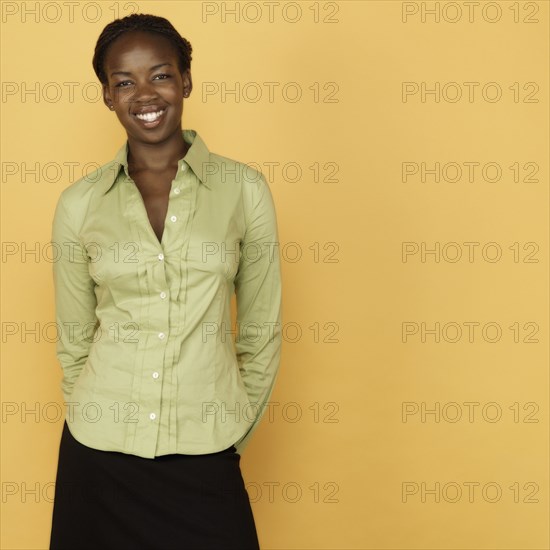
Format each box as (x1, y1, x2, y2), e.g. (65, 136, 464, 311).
(51, 193, 98, 404)
(233, 174, 283, 455)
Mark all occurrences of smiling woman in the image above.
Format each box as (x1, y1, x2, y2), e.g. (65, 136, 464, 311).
(48, 13, 282, 550)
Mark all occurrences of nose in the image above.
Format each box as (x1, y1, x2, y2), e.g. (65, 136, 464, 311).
(131, 78, 158, 103)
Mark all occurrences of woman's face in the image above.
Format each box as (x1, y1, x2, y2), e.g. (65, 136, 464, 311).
(102, 30, 191, 145)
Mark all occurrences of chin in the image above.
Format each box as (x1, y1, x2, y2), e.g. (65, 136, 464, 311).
(125, 121, 180, 143)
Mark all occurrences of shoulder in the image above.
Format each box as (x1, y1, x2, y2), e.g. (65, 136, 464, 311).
(208, 153, 273, 225)
(57, 159, 119, 206)
(207, 152, 267, 190)
(54, 159, 119, 229)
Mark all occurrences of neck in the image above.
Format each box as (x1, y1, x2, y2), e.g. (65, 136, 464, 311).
(127, 128, 188, 172)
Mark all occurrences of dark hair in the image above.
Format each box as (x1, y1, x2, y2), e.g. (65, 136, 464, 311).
(92, 13, 193, 85)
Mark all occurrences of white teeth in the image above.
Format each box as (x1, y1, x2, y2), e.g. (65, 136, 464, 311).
(135, 109, 164, 121)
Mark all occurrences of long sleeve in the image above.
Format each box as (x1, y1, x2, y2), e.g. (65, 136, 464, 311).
(51, 193, 98, 404)
(233, 174, 283, 455)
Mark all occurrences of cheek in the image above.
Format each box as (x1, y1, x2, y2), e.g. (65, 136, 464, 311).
(112, 88, 136, 107)
(167, 90, 184, 107)
(163, 82, 185, 101)
(124, 88, 141, 104)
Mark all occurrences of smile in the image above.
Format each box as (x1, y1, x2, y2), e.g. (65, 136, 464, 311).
(134, 109, 166, 128)
(134, 109, 166, 122)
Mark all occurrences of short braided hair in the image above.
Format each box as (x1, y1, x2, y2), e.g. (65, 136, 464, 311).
(92, 13, 192, 84)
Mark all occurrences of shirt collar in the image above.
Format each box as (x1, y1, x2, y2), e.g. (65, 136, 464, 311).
(98, 129, 212, 195)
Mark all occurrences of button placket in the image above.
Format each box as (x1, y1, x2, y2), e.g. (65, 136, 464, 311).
(145, 252, 170, 439)
(163, 164, 185, 244)
(165, 164, 193, 452)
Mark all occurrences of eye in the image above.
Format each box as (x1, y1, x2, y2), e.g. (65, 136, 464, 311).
(115, 80, 133, 88)
(153, 73, 171, 81)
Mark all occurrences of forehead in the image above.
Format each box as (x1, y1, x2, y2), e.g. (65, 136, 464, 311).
(104, 31, 178, 67)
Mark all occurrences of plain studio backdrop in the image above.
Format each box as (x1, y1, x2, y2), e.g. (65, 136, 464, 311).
(1, 1, 548, 549)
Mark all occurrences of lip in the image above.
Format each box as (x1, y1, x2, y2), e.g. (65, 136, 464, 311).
(132, 105, 166, 115)
(132, 107, 167, 129)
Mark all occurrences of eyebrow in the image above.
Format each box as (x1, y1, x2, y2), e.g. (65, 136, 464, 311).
(110, 63, 173, 77)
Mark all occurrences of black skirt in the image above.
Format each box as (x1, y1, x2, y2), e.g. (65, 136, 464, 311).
(49, 420, 260, 550)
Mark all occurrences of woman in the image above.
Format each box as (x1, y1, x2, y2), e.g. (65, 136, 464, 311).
(49, 13, 282, 550)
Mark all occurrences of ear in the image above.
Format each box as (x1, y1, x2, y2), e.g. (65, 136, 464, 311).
(182, 69, 192, 97)
(102, 83, 114, 110)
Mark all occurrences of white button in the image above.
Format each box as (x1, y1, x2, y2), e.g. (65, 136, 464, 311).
(174, 188, 181, 194)
(152, 372, 159, 379)
(181, 163, 187, 171)
(158, 332, 165, 340)
(158, 253, 164, 261)
(160, 292, 167, 299)
(170, 215, 177, 222)
(149, 412, 156, 420)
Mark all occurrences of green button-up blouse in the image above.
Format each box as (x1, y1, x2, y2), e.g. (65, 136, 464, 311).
(51, 129, 282, 458)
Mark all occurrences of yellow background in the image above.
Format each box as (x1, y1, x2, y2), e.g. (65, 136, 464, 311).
(1, 1, 548, 548)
